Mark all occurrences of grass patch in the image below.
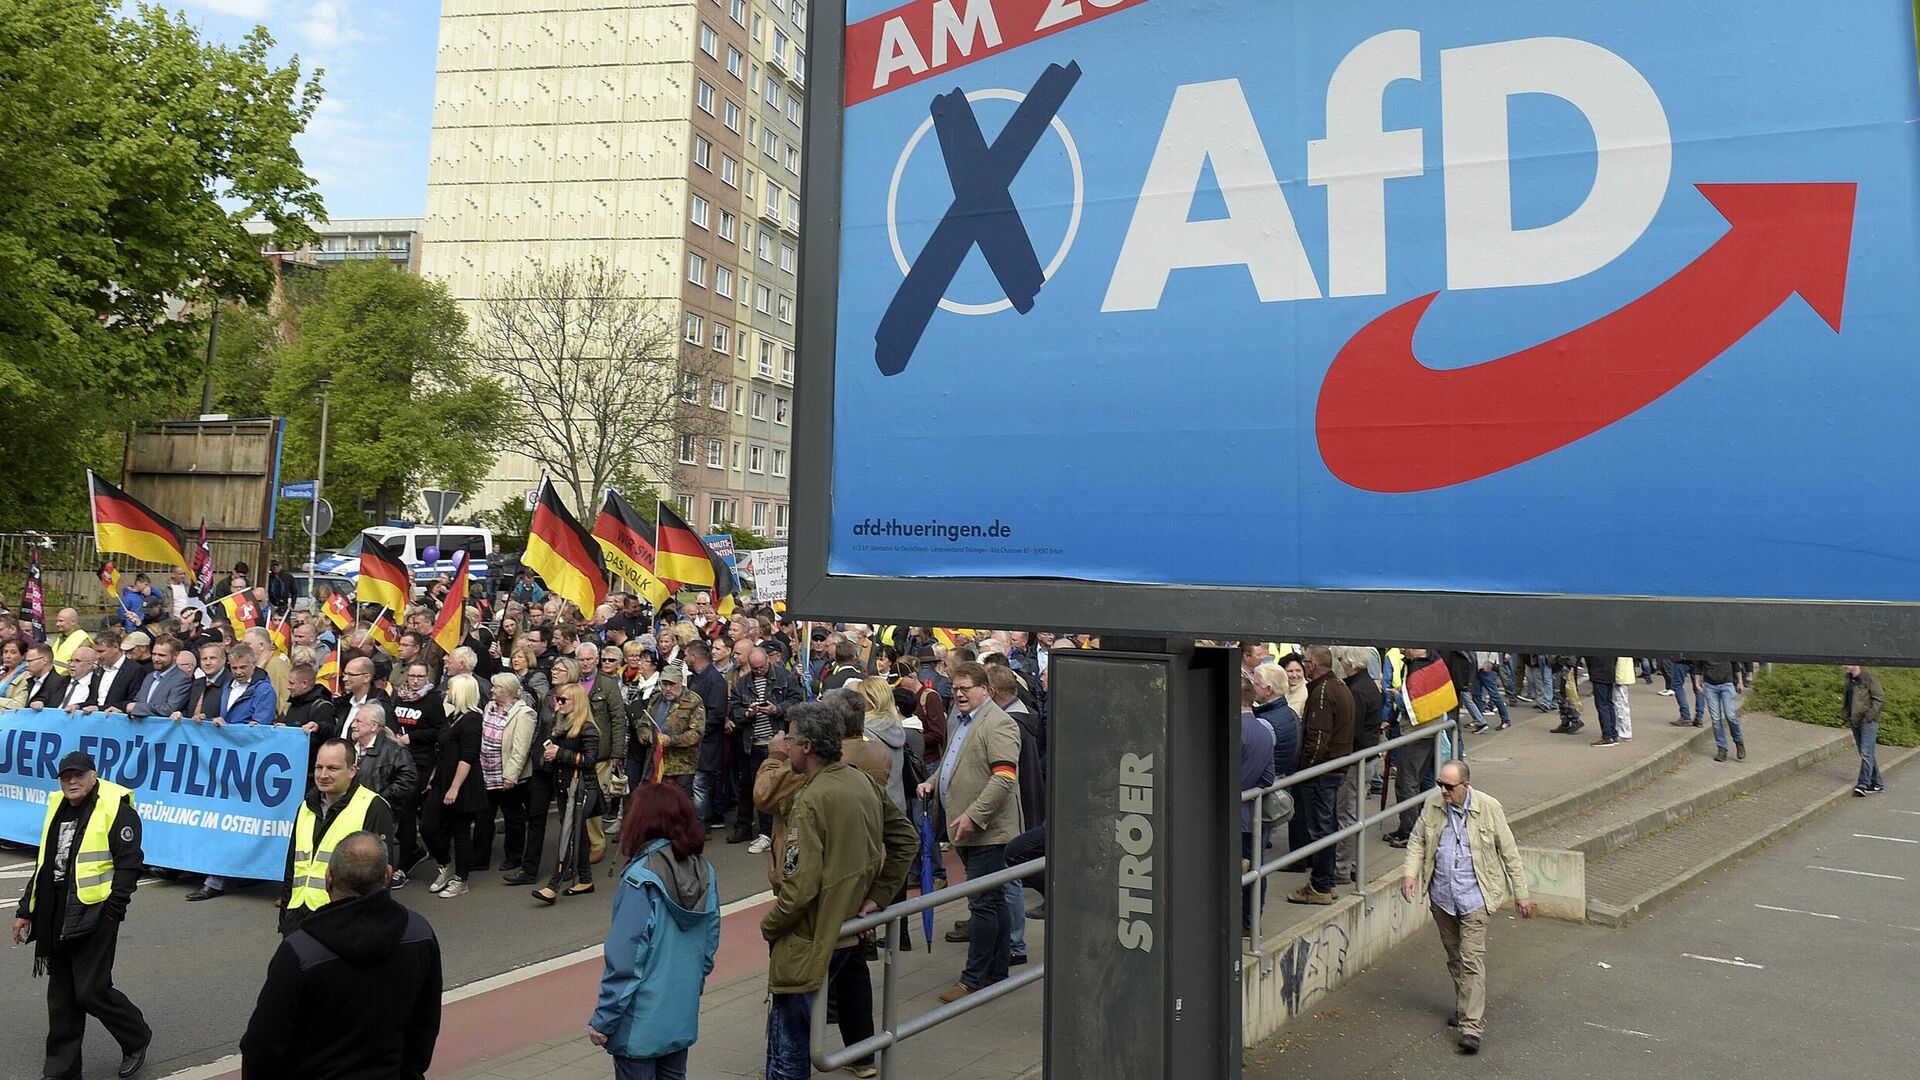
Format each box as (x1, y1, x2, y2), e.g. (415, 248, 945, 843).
(1748, 665, 1920, 748)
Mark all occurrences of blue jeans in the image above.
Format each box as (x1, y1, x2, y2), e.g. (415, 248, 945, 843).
(1536, 658, 1558, 708)
(614, 1049, 689, 1080)
(959, 844, 1011, 989)
(689, 767, 713, 823)
(1703, 682, 1742, 749)
(1855, 721, 1883, 789)
(1473, 670, 1510, 723)
(1004, 880, 1027, 958)
(1668, 662, 1695, 722)
(1303, 774, 1342, 894)
(1591, 684, 1619, 741)
(765, 946, 859, 1080)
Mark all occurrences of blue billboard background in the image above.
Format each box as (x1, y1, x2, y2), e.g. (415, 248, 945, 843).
(829, 0, 1920, 602)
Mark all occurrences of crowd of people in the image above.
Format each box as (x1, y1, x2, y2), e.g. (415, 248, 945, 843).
(0, 566, 1895, 1077)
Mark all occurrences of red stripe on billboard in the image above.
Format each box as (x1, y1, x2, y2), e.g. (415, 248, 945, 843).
(846, 0, 1150, 106)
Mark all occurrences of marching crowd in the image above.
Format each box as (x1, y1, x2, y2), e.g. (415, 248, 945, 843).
(0, 569, 1895, 1078)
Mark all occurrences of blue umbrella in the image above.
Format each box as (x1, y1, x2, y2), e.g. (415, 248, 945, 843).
(918, 804, 938, 952)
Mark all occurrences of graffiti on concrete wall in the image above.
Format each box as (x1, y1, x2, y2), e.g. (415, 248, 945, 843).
(1276, 922, 1349, 1020)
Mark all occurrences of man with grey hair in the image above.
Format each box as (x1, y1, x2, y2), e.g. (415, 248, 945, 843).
(1333, 646, 1384, 886)
(242, 831, 442, 1079)
(1287, 646, 1354, 905)
(1401, 760, 1532, 1054)
(244, 626, 290, 717)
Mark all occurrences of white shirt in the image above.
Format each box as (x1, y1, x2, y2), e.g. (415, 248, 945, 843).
(61, 673, 96, 710)
(226, 675, 251, 712)
(341, 694, 370, 738)
(95, 658, 125, 708)
(168, 582, 191, 614)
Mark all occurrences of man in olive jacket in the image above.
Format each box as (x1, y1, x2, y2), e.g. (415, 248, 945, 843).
(914, 661, 1023, 1003)
(762, 703, 916, 1080)
(1400, 760, 1533, 1054)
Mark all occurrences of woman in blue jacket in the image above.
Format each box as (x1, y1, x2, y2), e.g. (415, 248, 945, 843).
(589, 780, 721, 1079)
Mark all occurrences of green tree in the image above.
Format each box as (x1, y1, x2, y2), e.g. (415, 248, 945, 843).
(268, 262, 514, 548)
(0, 0, 324, 525)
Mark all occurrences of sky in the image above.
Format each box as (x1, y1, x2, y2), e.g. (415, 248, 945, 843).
(172, 1, 441, 220)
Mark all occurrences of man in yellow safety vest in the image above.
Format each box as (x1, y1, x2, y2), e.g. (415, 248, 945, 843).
(279, 737, 395, 935)
(10, 750, 152, 1080)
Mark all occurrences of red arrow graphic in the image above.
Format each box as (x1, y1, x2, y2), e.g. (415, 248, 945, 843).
(1315, 183, 1857, 493)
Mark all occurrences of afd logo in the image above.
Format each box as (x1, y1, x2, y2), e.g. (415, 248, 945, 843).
(874, 34, 1858, 492)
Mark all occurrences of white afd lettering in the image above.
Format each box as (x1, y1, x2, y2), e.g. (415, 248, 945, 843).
(931, 0, 1003, 68)
(1036, 0, 1124, 33)
(1307, 29, 1425, 298)
(1102, 79, 1322, 312)
(872, 17, 929, 91)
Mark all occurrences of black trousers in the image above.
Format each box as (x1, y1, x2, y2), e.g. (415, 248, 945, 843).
(828, 945, 876, 1069)
(396, 748, 436, 866)
(478, 785, 529, 869)
(44, 919, 150, 1079)
(517, 770, 557, 877)
(423, 797, 478, 877)
(733, 740, 771, 836)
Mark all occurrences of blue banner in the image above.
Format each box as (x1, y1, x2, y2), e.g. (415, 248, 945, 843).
(0, 710, 306, 879)
(830, 0, 1920, 604)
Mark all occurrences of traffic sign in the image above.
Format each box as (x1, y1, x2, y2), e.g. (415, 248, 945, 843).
(421, 488, 464, 526)
(301, 498, 333, 536)
(280, 480, 317, 501)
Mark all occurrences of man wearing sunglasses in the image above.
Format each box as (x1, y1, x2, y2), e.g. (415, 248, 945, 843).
(1400, 760, 1533, 1055)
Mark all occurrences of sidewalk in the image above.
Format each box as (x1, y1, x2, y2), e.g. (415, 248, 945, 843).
(436, 679, 1725, 1080)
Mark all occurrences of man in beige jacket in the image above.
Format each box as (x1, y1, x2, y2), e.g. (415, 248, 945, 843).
(1400, 759, 1533, 1054)
(915, 661, 1022, 1004)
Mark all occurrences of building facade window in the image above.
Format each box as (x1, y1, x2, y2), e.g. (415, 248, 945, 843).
(676, 494, 695, 519)
(718, 210, 736, 241)
(709, 379, 727, 410)
(780, 244, 796, 273)
(691, 195, 709, 228)
(696, 80, 715, 114)
(712, 324, 729, 354)
(678, 434, 696, 464)
(758, 340, 775, 377)
(707, 440, 724, 469)
(694, 135, 711, 169)
(681, 372, 701, 402)
(750, 390, 766, 419)
(771, 448, 787, 476)
(776, 294, 793, 324)
(721, 156, 738, 187)
(687, 252, 706, 284)
(748, 444, 764, 473)
(751, 501, 766, 533)
(724, 100, 741, 132)
(683, 313, 703, 343)
(774, 396, 789, 424)
(726, 46, 743, 79)
(699, 24, 718, 57)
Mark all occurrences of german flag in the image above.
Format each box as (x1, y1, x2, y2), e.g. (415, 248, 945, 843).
(217, 590, 261, 629)
(368, 611, 402, 658)
(654, 502, 737, 614)
(1404, 656, 1459, 725)
(322, 590, 354, 632)
(356, 533, 411, 613)
(316, 652, 340, 695)
(523, 478, 607, 617)
(431, 550, 471, 654)
(88, 472, 189, 572)
(592, 490, 671, 608)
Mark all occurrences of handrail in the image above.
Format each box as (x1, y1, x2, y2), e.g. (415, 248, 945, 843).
(807, 713, 1465, 1074)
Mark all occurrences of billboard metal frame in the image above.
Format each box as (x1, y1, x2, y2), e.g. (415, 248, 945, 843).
(790, 3, 1920, 663)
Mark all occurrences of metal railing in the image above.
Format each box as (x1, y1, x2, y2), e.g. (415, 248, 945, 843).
(1240, 717, 1460, 954)
(810, 856, 1045, 1076)
(808, 714, 1462, 1075)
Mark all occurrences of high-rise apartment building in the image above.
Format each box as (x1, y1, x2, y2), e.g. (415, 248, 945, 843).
(421, 0, 801, 538)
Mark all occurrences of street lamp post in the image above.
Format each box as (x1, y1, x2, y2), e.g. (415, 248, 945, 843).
(307, 377, 333, 605)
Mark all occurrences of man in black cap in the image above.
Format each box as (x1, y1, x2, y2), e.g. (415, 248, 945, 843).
(11, 751, 152, 1079)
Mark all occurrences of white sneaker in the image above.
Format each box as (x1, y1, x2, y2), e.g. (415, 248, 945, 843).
(747, 834, 772, 855)
(1658, 689, 1676, 697)
(429, 864, 454, 893)
(439, 877, 470, 898)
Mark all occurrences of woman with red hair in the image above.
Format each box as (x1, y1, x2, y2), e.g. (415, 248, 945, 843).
(587, 782, 721, 1078)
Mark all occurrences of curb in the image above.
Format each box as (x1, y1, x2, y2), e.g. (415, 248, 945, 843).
(1563, 730, 1854, 859)
(1510, 725, 1714, 838)
(1586, 745, 1915, 927)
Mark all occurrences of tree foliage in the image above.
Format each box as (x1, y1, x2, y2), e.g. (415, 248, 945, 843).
(471, 259, 721, 514)
(268, 262, 513, 548)
(0, 0, 324, 525)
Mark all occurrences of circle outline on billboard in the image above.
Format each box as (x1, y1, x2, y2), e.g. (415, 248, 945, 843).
(886, 89, 1084, 316)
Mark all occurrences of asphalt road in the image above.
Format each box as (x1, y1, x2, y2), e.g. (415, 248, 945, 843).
(1248, 777, 1920, 1080)
(0, 812, 779, 1080)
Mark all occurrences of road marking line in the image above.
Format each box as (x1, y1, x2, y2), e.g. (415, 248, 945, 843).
(1853, 833, 1920, 844)
(1807, 865, 1906, 880)
(159, 1054, 239, 1080)
(1753, 904, 1840, 920)
(720, 889, 774, 917)
(1892, 810, 1920, 816)
(1683, 953, 1765, 970)
(1583, 1021, 1660, 1040)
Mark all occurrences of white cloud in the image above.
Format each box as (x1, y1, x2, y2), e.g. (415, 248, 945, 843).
(298, 95, 426, 217)
(297, 0, 363, 52)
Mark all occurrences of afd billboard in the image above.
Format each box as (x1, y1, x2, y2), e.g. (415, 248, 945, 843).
(796, 0, 1920, 656)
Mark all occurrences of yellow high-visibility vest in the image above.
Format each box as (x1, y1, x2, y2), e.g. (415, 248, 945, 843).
(30, 779, 133, 911)
(286, 786, 378, 915)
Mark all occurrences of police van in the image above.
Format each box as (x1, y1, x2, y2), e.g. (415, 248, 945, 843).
(312, 523, 493, 590)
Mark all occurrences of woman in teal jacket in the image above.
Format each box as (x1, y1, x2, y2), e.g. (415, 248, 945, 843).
(589, 781, 721, 1079)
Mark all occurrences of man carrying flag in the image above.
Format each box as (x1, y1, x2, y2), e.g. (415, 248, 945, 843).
(218, 590, 261, 631)
(591, 490, 671, 609)
(522, 478, 608, 618)
(431, 552, 472, 655)
(1385, 648, 1459, 849)
(355, 533, 412, 614)
(89, 472, 189, 574)
(368, 611, 402, 658)
(654, 501, 738, 615)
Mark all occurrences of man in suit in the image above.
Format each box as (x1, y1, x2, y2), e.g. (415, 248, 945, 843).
(22, 644, 68, 710)
(80, 629, 148, 714)
(55, 648, 102, 713)
(915, 661, 1023, 1004)
(187, 640, 231, 723)
(129, 638, 194, 719)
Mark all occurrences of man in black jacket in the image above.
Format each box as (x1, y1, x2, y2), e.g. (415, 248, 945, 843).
(242, 831, 441, 1080)
(1335, 646, 1385, 886)
(11, 752, 151, 1080)
(685, 641, 731, 826)
(1583, 655, 1622, 748)
(729, 646, 804, 846)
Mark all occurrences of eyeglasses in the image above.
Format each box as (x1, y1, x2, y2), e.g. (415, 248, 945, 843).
(1436, 780, 1463, 792)
(953, 683, 981, 693)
